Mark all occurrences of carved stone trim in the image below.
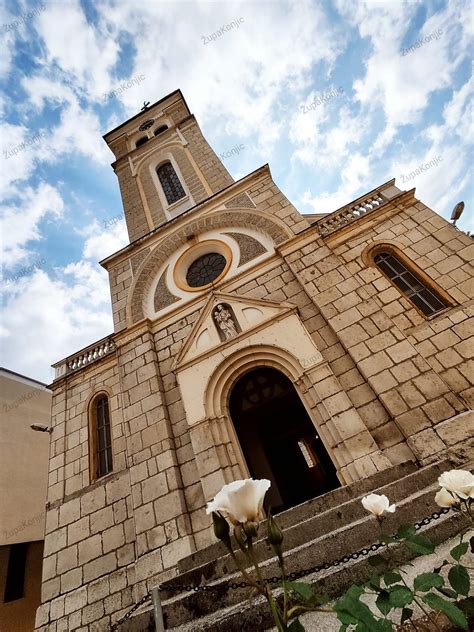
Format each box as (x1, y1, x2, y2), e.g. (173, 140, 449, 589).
(224, 232, 267, 266)
(224, 193, 255, 209)
(153, 267, 180, 312)
(131, 248, 151, 275)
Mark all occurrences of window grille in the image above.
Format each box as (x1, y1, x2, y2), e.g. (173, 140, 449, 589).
(157, 162, 186, 205)
(374, 252, 449, 316)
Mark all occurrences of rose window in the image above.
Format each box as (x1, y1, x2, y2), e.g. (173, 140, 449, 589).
(185, 253, 227, 288)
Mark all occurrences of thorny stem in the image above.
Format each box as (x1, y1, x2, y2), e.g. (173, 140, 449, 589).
(227, 547, 260, 590)
(278, 554, 289, 624)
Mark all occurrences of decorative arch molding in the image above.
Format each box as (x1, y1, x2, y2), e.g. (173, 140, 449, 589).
(127, 210, 292, 324)
(133, 138, 187, 175)
(204, 344, 303, 420)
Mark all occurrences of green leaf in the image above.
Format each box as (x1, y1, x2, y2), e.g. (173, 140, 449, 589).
(435, 586, 457, 599)
(413, 572, 444, 592)
(288, 619, 305, 631)
(285, 581, 314, 602)
(397, 523, 416, 539)
(383, 571, 402, 586)
(458, 597, 474, 616)
(388, 586, 413, 607)
(368, 554, 386, 567)
(376, 590, 392, 615)
(450, 541, 469, 561)
(338, 625, 348, 632)
(448, 565, 470, 596)
(422, 593, 468, 630)
(374, 620, 393, 632)
(404, 534, 435, 555)
(336, 587, 380, 629)
(401, 607, 413, 624)
(335, 609, 358, 626)
(368, 575, 381, 590)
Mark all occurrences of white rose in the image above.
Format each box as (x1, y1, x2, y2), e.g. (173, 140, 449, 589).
(435, 487, 458, 508)
(361, 494, 396, 517)
(438, 470, 474, 500)
(206, 479, 271, 525)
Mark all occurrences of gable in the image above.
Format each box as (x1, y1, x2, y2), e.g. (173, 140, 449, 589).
(174, 292, 294, 368)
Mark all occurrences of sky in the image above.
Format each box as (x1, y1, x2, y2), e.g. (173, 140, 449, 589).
(0, 0, 472, 383)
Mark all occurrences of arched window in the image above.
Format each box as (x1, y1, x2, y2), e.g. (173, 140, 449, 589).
(154, 125, 168, 136)
(135, 136, 148, 148)
(157, 162, 186, 205)
(90, 394, 113, 481)
(374, 251, 450, 316)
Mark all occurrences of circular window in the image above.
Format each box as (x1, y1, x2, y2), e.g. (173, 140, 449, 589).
(186, 253, 226, 288)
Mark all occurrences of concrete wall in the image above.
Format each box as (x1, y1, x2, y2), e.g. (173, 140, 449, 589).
(0, 370, 50, 545)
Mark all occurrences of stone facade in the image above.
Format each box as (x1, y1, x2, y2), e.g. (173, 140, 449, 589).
(36, 90, 474, 631)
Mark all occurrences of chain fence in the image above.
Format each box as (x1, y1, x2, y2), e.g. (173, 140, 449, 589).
(110, 508, 451, 630)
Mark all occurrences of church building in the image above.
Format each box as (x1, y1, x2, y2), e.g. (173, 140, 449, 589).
(35, 89, 473, 631)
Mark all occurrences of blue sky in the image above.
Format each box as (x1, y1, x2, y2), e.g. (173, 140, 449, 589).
(1, 0, 472, 382)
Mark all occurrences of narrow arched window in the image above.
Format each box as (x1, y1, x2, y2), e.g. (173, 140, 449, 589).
(135, 136, 148, 148)
(157, 162, 186, 205)
(154, 125, 168, 136)
(90, 394, 113, 480)
(374, 251, 449, 316)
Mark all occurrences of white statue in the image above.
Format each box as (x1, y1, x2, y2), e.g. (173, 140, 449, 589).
(213, 304, 238, 340)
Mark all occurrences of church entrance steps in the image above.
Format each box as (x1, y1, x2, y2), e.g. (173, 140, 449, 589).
(125, 459, 465, 631)
(177, 460, 420, 575)
(164, 514, 468, 632)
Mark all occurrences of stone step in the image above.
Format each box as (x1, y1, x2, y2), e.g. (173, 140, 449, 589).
(177, 460, 418, 574)
(163, 512, 469, 632)
(160, 480, 453, 629)
(162, 460, 449, 596)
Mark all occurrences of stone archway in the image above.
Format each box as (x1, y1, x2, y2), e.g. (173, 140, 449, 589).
(229, 366, 340, 513)
(127, 210, 292, 324)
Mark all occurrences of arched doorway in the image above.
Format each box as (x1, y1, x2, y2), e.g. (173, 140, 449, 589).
(229, 367, 340, 513)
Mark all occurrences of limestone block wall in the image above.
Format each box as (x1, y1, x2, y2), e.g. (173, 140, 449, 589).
(36, 357, 136, 631)
(284, 191, 473, 465)
(180, 118, 234, 195)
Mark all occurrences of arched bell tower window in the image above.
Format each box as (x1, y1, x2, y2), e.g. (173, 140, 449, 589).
(89, 393, 113, 481)
(157, 161, 186, 205)
(135, 136, 148, 148)
(373, 250, 450, 316)
(154, 125, 168, 136)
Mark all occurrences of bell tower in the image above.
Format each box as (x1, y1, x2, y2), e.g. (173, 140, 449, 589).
(103, 90, 234, 242)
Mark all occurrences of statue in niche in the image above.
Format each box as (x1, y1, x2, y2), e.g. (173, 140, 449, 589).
(213, 304, 239, 340)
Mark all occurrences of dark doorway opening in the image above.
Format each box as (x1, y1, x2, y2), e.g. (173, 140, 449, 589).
(229, 367, 340, 513)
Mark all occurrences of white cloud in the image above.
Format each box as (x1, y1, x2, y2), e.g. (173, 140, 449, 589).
(0, 183, 64, 267)
(1, 263, 113, 383)
(81, 218, 129, 262)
